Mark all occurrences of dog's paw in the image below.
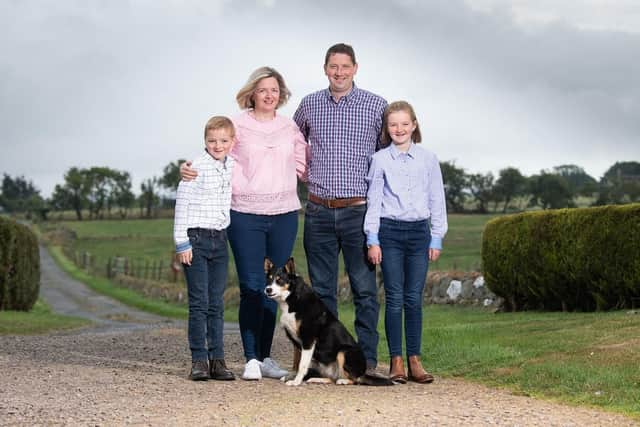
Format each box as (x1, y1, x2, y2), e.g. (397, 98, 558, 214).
(285, 379, 302, 386)
(336, 379, 353, 386)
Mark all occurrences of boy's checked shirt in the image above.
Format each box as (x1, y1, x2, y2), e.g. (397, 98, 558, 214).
(173, 150, 234, 254)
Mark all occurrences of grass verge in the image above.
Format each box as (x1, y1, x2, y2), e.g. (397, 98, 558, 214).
(0, 299, 91, 335)
(347, 305, 639, 418)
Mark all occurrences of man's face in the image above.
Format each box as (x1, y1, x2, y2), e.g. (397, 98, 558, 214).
(324, 53, 358, 95)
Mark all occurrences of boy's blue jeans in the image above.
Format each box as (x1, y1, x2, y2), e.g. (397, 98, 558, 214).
(183, 228, 229, 362)
(303, 201, 380, 367)
(379, 218, 431, 357)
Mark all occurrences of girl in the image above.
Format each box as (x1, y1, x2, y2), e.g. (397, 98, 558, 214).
(364, 101, 448, 384)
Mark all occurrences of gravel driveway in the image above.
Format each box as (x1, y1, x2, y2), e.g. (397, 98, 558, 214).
(0, 247, 637, 426)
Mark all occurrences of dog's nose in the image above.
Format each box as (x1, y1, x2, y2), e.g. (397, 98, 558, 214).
(265, 287, 272, 295)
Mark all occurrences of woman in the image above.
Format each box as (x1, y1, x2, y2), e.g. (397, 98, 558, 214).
(181, 67, 307, 380)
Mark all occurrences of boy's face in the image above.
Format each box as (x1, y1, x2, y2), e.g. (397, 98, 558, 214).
(205, 127, 234, 160)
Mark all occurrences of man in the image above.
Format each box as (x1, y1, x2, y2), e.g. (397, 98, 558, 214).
(293, 43, 387, 373)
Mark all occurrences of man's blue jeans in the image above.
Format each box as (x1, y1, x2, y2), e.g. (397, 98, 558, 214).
(228, 209, 298, 362)
(379, 218, 431, 357)
(303, 201, 379, 366)
(183, 228, 229, 362)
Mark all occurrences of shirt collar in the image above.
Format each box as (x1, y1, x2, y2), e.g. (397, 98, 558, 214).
(204, 148, 229, 170)
(324, 82, 360, 104)
(389, 142, 417, 160)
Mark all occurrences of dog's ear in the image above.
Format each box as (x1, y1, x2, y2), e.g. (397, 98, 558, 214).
(264, 257, 274, 273)
(284, 257, 296, 275)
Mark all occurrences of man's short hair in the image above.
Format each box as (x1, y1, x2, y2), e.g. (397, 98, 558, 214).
(324, 43, 356, 66)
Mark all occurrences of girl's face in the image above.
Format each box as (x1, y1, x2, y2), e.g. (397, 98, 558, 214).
(252, 77, 280, 114)
(387, 110, 416, 148)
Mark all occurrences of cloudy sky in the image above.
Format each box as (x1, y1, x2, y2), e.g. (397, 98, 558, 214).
(1, 0, 639, 197)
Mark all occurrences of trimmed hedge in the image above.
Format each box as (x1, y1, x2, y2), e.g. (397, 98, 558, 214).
(0, 217, 40, 311)
(482, 204, 640, 311)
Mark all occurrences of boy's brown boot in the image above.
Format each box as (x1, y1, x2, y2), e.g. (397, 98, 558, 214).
(209, 359, 235, 381)
(389, 356, 408, 384)
(407, 355, 434, 384)
(189, 360, 209, 381)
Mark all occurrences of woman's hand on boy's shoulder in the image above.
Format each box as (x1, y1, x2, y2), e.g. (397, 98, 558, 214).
(180, 161, 198, 181)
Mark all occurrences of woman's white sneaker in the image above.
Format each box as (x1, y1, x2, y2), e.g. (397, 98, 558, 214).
(241, 359, 262, 380)
(261, 357, 288, 379)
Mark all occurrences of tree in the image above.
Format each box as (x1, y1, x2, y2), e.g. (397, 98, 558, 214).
(551, 164, 597, 197)
(468, 172, 495, 213)
(159, 159, 186, 193)
(110, 171, 135, 218)
(50, 167, 91, 220)
(528, 172, 574, 210)
(595, 161, 640, 205)
(440, 161, 467, 213)
(494, 167, 527, 213)
(0, 174, 46, 219)
(139, 177, 160, 218)
(85, 167, 114, 220)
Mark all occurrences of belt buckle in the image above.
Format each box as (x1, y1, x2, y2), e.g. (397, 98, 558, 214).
(327, 199, 337, 208)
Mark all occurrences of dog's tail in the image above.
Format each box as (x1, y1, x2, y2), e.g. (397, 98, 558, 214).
(356, 374, 394, 386)
(342, 346, 394, 386)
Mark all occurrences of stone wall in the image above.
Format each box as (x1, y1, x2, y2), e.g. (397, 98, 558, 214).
(338, 270, 503, 310)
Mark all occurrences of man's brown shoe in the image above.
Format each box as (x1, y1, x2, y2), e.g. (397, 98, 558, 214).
(407, 355, 434, 384)
(189, 360, 209, 381)
(389, 356, 408, 384)
(210, 359, 235, 381)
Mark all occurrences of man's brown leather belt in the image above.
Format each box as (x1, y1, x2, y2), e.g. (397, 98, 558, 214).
(308, 194, 366, 209)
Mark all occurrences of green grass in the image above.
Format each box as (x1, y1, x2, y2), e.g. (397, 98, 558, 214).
(47, 213, 495, 286)
(0, 299, 91, 335)
(354, 305, 639, 417)
(429, 213, 498, 271)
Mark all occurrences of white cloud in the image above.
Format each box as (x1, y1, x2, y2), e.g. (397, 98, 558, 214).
(465, 0, 640, 33)
(1, 0, 638, 197)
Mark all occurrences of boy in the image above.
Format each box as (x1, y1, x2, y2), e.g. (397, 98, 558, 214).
(174, 116, 235, 381)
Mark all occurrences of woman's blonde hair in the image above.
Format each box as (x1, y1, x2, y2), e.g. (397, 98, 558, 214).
(236, 66, 291, 110)
(380, 100, 422, 147)
(204, 116, 235, 139)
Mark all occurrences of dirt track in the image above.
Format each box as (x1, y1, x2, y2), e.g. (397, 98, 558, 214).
(0, 247, 637, 426)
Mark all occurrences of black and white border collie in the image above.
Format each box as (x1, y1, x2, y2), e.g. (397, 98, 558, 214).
(264, 257, 393, 386)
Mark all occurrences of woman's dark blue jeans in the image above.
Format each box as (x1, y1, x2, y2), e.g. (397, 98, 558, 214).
(183, 228, 229, 362)
(227, 209, 298, 362)
(379, 218, 431, 357)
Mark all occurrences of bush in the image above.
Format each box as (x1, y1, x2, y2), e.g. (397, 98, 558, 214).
(0, 217, 40, 311)
(482, 204, 640, 311)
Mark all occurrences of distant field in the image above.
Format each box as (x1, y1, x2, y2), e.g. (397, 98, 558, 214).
(50, 213, 497, 285)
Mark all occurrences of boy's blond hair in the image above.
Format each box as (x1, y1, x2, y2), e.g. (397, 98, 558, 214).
(204, 116, 235, 139)
(235, 66, 291, 110)
(381, 101, 422, 147)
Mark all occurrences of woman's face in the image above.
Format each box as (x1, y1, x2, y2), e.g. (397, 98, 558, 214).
(252, 77, 280, 114)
